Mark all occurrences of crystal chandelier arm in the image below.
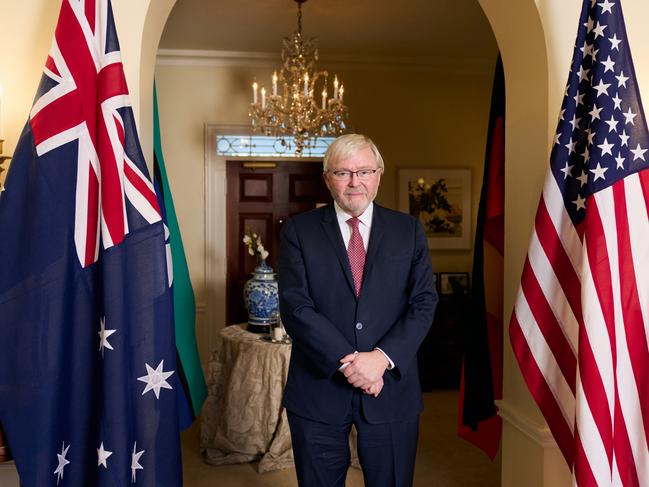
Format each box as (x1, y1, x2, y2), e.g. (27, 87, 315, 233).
(248, 0, 348, 155)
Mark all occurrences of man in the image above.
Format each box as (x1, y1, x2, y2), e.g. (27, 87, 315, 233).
(278, 134, 438, 486)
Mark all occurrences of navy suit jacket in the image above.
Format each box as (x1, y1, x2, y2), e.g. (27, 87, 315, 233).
(278, 203, 438, 424)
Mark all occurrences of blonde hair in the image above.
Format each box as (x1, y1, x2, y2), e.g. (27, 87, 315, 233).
(323, 134, 384, 172)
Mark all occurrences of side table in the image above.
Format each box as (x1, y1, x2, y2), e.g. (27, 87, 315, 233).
(200, 325, 293, 473)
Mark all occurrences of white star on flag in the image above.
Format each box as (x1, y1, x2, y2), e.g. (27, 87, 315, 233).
(616, 70, 629, 87)
(601, 55, 615, 73)
(561, 162, 574, 179)
(131, 442, 145, 483)
(623, 107, 636, 125)
(592, 21, 607, 38)
(577, 170, 589, 186)
(98, 317, 116, 355)
(573, 194, 587, 211)
(609, 33, 622, 50)
(604, 115, 618, 133)
(615, 152, 625, 169)
(619, 129, 630, 146)
(589, 103, 603, 120)
(630, 143, 647, 161)
(566, 139, 577, 154)
(53, 442, 70, 485)
(137, 360, 175, 399)
(598, 0, 615, 14)
(612, 93, 622, 110)
(593, 79, 611, 97)
(597, 138, 614, 156)
(97, 442, 113, 468)
(590, 162, 609, 180)
(587, 129, 597, 145)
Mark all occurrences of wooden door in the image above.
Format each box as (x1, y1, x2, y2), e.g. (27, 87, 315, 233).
(226, 160, 331, 325)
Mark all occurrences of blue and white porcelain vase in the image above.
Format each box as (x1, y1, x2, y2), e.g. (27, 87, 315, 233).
(243, 260, 279, 331)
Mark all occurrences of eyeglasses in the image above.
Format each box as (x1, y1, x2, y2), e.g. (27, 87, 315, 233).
(328, 169, 381, 181)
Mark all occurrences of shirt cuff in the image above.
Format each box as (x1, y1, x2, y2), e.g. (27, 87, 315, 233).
(338, 351, 358, 372)
(374, 347, 395, 370)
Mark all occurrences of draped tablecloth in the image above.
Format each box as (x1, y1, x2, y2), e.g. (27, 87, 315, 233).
(200, 325, 293, 473)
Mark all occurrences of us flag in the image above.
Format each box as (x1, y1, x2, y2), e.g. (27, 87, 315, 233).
(510, 0, 649, 484)
(0, 1, 182, 485)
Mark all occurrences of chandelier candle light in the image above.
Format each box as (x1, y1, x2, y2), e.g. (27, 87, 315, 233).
(248, 0, 348, 155)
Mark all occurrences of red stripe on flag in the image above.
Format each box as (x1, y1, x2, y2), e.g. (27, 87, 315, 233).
(97, 112, 125, 246)
(520, 257, 577, 392)
(30, 91, 83, 147)
(612, 182, 649, 449)
(535, 198, 583, 325)
(85, 0, 96, 32)
(124, 162, 161, 216)
(56, 0, 99, 142)
(98, 62, 129, 100)
(614, 391, 640, 486)
(580, 200, 615, 466)
(574, 430, 600, 487)
(84, 164, 100, 267)
(509, 315, 575, 465)
(45, 55, 60, 77)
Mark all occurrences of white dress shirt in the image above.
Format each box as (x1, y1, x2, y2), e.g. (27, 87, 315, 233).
(333, 202, 395, 371)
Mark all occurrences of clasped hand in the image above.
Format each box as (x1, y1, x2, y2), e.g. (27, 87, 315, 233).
(340, 350, 389, 397)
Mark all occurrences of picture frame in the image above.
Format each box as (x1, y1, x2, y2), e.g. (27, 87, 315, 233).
(398, 169, 471, 250)
(439, 272, 470, 296)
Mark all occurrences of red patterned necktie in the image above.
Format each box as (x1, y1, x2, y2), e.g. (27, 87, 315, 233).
(347, 217, 366, 297)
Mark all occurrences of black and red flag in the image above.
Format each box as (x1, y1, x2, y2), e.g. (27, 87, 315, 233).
(458, 56, 505, 460)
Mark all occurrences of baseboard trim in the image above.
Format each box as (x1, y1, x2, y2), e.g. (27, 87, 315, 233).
(496, 400, 557, 448)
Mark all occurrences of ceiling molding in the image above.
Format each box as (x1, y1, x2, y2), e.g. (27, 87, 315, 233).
(156, 48, 495, 75)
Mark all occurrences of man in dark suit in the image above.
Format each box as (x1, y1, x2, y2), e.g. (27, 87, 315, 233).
(278, 134, 438, 487)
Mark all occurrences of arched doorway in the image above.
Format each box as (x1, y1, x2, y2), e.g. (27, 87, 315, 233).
(141, 0, 572, 485)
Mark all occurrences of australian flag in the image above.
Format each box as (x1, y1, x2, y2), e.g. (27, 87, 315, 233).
(0, 1, 182, 486)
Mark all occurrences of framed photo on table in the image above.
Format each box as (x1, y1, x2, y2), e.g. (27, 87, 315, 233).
(439, 272, 470, 296)
(398, 169, 471, 250)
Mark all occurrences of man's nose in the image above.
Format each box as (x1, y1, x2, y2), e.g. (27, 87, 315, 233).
(347, 173, 360, 185)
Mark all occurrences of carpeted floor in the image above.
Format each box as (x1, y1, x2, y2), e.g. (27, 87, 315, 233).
(182, 390, 501, 486)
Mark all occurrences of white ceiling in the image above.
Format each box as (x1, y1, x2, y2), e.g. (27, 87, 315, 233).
(159, 0, 498, 66)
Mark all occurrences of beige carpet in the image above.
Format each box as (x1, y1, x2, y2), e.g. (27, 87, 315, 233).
(182, 390, 501, 486)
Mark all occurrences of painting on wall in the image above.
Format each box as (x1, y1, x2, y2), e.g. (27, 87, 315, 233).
(398, 169, 471, 250)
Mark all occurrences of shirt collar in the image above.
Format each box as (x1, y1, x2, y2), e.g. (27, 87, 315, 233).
(333, 201, 374, 228)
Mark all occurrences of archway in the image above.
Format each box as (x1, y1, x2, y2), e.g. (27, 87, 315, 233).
(140, 0, 570, 485)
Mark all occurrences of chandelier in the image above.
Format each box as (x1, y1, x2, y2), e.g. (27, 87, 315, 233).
(248, 0, 348, 155)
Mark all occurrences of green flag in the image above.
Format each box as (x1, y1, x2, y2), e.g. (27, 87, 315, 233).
(153, 83, 207, 424)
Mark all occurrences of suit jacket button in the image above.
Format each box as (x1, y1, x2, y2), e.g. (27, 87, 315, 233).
(355, 322, 363, 330)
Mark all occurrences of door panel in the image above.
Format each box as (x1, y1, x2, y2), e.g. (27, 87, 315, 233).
(226, 160, 331, 325)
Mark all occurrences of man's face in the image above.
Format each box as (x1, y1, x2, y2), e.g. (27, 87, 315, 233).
(324, 146, 383, 216)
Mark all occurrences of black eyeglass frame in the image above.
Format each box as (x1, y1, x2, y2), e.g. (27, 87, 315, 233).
(327, 169, 381, 180)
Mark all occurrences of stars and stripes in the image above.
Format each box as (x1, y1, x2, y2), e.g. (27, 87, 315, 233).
(510, 0, 649, 485)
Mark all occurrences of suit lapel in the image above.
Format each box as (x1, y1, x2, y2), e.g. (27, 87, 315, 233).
(321, 205, 356, 295)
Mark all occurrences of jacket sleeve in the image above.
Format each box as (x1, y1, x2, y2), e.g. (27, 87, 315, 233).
(375, 219, 438, 380)
(278, 218, 356, 377)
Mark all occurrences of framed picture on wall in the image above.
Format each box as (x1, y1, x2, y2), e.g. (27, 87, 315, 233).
(398, 169, 471, 250)
(439, 272, 470, 296)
